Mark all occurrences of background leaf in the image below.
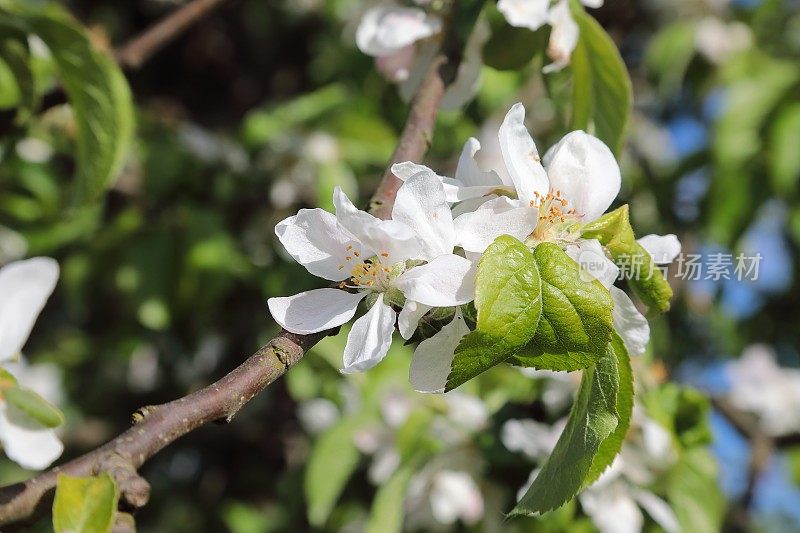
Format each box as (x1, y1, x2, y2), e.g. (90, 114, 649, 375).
(9, 3, 134, 205)
(304, 416, 363, 527)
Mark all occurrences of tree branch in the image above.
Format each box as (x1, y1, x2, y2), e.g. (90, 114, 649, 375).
(114, 0, 229, 69)
(0, 6, 472, 528)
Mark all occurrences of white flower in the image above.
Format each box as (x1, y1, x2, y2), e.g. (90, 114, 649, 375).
(498, 0, 603, 72)
(356, 6, 441, 59)
(355, 3, 488, 108)
(726, 344, 800, 436)
(695, 17, 752, 65)
(0, 257, 59, 363)
(0, 257, 62, 470)
(428, 470, 484, 525)
(269, 173, 481, 373)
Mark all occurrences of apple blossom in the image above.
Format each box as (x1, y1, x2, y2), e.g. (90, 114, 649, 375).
(268, 170, 515, 374)
(354, 2, 486, 109)
(0, 257, 63, 470)
(396, 103, 681, 361)
(499, 0, 604, 72)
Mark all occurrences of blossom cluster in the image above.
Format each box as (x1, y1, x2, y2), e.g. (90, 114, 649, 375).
(0, 257, 63, 470)
(354, 0, 604, 107)
(269, 102, 681, 391)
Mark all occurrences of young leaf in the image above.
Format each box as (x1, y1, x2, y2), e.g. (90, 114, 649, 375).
(304, 416, 363, 527)
(569, 9, 632, 156)
(14, 4, 134, 205)
(366, 464, 414, 533)
(509, 344, 620, 516)
(511, 242, 613, 371)
(53, 473, 119, 533)
(581, 204, 673, 312)
(582, 332, 633, 486)
(446, 235, 542, 391)
(4, 384, 64, 428)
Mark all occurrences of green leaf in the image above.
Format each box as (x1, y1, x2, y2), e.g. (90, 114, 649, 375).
(0, 32, 36, 121)
(366, 464, 414, 533)
(10, 4, 134, 205)
(483, 23, 546, 71)
(769, 102, 800, 195)
(569, 9, 633, 156)
(0, 52, 19, 108)
(4, 384, 64, 428)
(666, 449, 724, 533)
(304, 416, 362, 527)
(643, 21, 697, 96)
(53, 473, 119, 533)
(581, 205, 673, 312)
(509, 344, 620, 516)
(445, 235, 542, 391)
(583, 333, 632, 486)
(709, 53, 799, 244)
(511, 242, 613, 371)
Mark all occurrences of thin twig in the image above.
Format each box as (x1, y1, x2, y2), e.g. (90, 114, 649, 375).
(114, 0, 229, 69)
(0, 8, 466, 528)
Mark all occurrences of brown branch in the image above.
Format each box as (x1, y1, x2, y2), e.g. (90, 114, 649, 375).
(368, 56, 447, 219)
(0, 330, 324, 526)
(114, 0, 229, 69)
(0, 9, 468, 528)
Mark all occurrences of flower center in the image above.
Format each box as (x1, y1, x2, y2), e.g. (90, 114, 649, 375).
(337, 245, 398, 292)
(529, 189, 583, 243)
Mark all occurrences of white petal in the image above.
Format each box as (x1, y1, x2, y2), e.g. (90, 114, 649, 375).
(409, 312, 469, 393)
(0, 257, 59, 363)
(391, 162, 474, 203)
(333, 187, 422, 262)
(544, 0, 579, 73)
(580, 484, 643, 533)
(543, 130, 621, 222)
(566, 238, 619, 289)
(0, 403, 63, 470)
(398, 300, 432, 340)
(356, 6, 441, 57)
(455, 138, 505, 188)
(501, 418, 561, 459)
(582, 0, 604, 7)
(637, 234, 681, 264)
(498, 0, 550, 30)
(275, 209, 362, 281)
(268, 289, 365, 334)
(341, 295, 396, 373)
(631, 490, 680, 533)
(430, 471, 483, 525)
(450, 195, 499, 218)
(395, 255, 476, 307)
(392, 171, 456, 260)
(498, 103, 550, 205)
(610, 287, 650, 356)
(391, 161, 437, 181)
(454, 196, 537, 253)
